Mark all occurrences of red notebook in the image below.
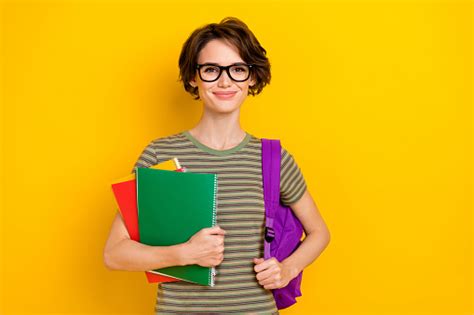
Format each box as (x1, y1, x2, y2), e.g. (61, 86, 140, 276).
(111, 159, 185, 283)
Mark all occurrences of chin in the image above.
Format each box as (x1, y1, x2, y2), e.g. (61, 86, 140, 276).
(204, 97, 245, 113)
(210, 103, 242, 114)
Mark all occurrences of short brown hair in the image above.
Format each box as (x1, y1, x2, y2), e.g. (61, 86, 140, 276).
(178, 17, 271, 100)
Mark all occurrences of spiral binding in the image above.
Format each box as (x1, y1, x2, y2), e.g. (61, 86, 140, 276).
(212, 174, 218, 226)
(209, 173, 218, 287)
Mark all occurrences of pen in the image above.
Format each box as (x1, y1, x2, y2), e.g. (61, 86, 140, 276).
(173, 157, 187, 172)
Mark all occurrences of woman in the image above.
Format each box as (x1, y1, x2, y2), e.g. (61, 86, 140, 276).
(104, 17, 331, 314)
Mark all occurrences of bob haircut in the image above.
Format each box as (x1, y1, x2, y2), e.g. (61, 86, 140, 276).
(178, 17, 271, 100)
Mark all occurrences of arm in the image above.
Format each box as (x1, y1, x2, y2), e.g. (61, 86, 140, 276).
(103, 212, 226, 271)
(254, 189, 330, 289)
(281, 189, 330, 277)
(103, 212, 187, 271)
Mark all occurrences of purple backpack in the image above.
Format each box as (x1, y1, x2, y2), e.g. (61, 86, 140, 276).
(261, 138, 304, 309)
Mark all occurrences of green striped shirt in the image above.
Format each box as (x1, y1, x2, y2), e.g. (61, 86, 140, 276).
(131, 130, 307, 315)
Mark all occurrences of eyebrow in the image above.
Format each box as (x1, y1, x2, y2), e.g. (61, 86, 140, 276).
(199, 62, 247, 66)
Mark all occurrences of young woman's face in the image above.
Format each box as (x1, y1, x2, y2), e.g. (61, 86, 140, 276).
(189, 39, 256, 114)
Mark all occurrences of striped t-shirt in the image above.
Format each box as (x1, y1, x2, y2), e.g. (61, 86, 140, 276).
(131, 130, 307, 315)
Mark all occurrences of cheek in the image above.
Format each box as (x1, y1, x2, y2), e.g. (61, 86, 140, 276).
(237, 82, 250, 92)
(240, 84, 251, 96)
(198, 83, 214, 98)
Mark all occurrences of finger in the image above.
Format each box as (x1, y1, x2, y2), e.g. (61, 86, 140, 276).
(256, 266, 276, 281)
(264, 283, 279, 290)
(212, 235, 224, 244)
(254, 258, 277, 273)
(259, 269, 281, 285)
(253, 258, 264, 264)
(213, 226, 226, 235)
(206, 226, 226, 235)
(259, 276, 277, 286)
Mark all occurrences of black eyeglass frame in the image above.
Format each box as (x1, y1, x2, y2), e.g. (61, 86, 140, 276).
(195, 63, 254, 82)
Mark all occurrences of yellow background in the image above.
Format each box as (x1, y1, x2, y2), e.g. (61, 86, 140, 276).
(1, 0, 472, 314)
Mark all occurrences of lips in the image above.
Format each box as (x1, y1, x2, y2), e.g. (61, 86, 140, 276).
(213, 91, 237, 95)
(213, 91, 238, 99)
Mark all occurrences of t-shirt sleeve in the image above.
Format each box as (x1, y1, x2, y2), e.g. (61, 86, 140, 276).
(280, 146, 307, 205)
(130, 140, 158, 174)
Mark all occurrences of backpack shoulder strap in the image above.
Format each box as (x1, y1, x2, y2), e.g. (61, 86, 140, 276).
(262, 138, 281, 205)
(261, 138, 282, 258)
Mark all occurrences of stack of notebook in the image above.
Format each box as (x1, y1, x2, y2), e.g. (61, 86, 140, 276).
(111, 158, 218, 286)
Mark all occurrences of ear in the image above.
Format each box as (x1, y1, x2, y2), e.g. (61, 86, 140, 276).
(248, 74, 256, 87)
(188, 73, 200, 88)
(249, 78, 256, 88)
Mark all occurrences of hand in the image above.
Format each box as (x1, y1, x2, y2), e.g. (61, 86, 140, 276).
(253, 257, 297, 290)
(184, 226, 225, 267)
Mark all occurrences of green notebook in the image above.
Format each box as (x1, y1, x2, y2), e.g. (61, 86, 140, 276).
(135, 167, 218, 286)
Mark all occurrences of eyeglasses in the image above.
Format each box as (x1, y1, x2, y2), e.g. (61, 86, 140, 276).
(196, 63, 253, 82)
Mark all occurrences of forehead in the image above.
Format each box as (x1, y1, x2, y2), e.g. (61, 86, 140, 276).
(197, 39, 244, 65)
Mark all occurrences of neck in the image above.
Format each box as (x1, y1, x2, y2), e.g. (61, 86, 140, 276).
(188, 105, 246, 151)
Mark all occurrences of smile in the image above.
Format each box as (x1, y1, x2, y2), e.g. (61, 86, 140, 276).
(213, 91, 237, 100)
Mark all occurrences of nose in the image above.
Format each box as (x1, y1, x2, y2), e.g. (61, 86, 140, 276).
(217, 69, 232, 87)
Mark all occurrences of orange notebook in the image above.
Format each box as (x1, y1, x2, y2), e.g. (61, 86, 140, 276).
(111, 158, 185, 283)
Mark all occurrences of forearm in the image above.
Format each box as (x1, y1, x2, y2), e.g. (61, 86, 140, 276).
(282, 229, 330, 278)
(104, 238, 189, 272)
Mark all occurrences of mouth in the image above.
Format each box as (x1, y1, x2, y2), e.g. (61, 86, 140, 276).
(213, 91, 238, 100)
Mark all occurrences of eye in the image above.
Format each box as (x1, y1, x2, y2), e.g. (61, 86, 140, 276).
(231, 66, 248, 73)
(203, 66, 219, 73)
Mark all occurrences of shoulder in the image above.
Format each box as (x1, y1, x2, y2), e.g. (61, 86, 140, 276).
(135, 131, 188, 157)
(145, 131, 188, 149)
(132, 131, 188, 173)
(256, 135, 293, 158)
